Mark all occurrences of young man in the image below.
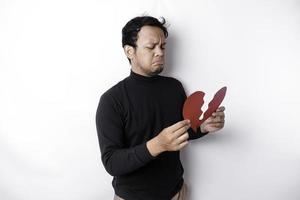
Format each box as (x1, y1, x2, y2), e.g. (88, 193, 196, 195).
(96, 16, 225, 200)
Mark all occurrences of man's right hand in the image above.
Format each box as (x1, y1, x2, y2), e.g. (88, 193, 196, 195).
(146, 120, 191, 157)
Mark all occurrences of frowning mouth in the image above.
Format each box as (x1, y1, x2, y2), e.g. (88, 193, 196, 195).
(152, 61, 164, 65)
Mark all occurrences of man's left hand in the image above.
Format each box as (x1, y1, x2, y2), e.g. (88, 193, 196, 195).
(200, 106, 225, 133)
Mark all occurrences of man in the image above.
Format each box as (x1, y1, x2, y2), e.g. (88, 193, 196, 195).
(96, 16, 225, 200)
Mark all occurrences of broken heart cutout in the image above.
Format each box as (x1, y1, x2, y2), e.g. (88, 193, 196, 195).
(183, 86, 227, 132)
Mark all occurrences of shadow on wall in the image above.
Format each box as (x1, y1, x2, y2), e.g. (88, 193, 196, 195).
(161, 33, 177, 76)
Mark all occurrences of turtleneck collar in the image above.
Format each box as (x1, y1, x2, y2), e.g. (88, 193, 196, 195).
(129, 70, 161, 82)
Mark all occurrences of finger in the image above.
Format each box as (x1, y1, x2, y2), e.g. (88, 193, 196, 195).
(210, 116, 225, 123)
(216, 106, 225, 112)
(203, 117, 214, 124)
(212, 110, 225, 118)
(206, 117, 225, 124)
(175, 132, 189, 144)
(214, 111, 225, 117)
(177, 140, 189, 150)
(169, 120, 190, 132)
(173, 124, 190, 139)
(210, 122, 225, 129)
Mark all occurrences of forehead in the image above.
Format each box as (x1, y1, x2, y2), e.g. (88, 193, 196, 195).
(137, 26, 166, 43)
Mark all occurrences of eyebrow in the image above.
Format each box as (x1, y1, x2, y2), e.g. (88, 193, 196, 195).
(146, 42, 167, 45)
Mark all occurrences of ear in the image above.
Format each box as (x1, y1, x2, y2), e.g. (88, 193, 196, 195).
(123, 45, 135, 60)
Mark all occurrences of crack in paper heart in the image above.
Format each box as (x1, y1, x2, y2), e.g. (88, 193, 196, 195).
(183, 87, 227, 132)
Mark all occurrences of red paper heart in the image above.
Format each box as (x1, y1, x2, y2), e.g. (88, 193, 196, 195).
(183, 86, 227, 132)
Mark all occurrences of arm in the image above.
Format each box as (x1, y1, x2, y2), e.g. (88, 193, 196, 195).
(96, 92, 191, 176)
(96, 93, 154, 176)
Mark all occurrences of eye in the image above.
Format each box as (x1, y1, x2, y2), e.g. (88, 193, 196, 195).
(146, 46, 154, 49)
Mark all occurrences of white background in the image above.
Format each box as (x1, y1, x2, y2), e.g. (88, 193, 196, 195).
(1, 0, 300, 199)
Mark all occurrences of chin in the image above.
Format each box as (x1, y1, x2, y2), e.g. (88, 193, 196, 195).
(151, 65, 164, 75)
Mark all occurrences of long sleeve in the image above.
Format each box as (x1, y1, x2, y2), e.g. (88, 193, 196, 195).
(96, 93, 154, 176)
(96, 72, 199, 199)
(187, 127, 208, 140)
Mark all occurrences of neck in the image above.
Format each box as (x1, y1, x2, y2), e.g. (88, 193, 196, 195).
(131, 66, 151, 77)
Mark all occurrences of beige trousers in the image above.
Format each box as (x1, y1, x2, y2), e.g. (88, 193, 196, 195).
(113, 182, 188, 200)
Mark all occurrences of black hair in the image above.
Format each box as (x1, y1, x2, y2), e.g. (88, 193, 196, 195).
(122, 16, 168, 48)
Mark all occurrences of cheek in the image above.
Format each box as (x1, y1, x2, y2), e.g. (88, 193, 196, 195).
(136, 50, 154, 66)
(141, 52, 154, 63)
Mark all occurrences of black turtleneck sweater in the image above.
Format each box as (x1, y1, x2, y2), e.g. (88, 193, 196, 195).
(96, 70, 208, 200)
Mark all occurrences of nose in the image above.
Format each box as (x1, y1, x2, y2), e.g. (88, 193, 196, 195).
(154, 46, 164, 57)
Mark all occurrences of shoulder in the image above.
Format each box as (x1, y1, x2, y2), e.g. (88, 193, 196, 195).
(99, 78, 127, 109)
(158, 75, 186, 99)
(159, 75, 184, 88)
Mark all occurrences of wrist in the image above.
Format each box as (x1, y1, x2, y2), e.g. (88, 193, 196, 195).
(146, 137, 164, 157)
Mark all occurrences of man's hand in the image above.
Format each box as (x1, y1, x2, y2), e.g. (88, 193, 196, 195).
(200, 106, 225, 133)
(147, 120, 191, 157)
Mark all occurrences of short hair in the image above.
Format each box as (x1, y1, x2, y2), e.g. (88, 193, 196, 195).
(122, 16, 168, 48)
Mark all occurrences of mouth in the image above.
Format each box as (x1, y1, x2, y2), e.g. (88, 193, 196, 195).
(152, 61, 164, 65)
